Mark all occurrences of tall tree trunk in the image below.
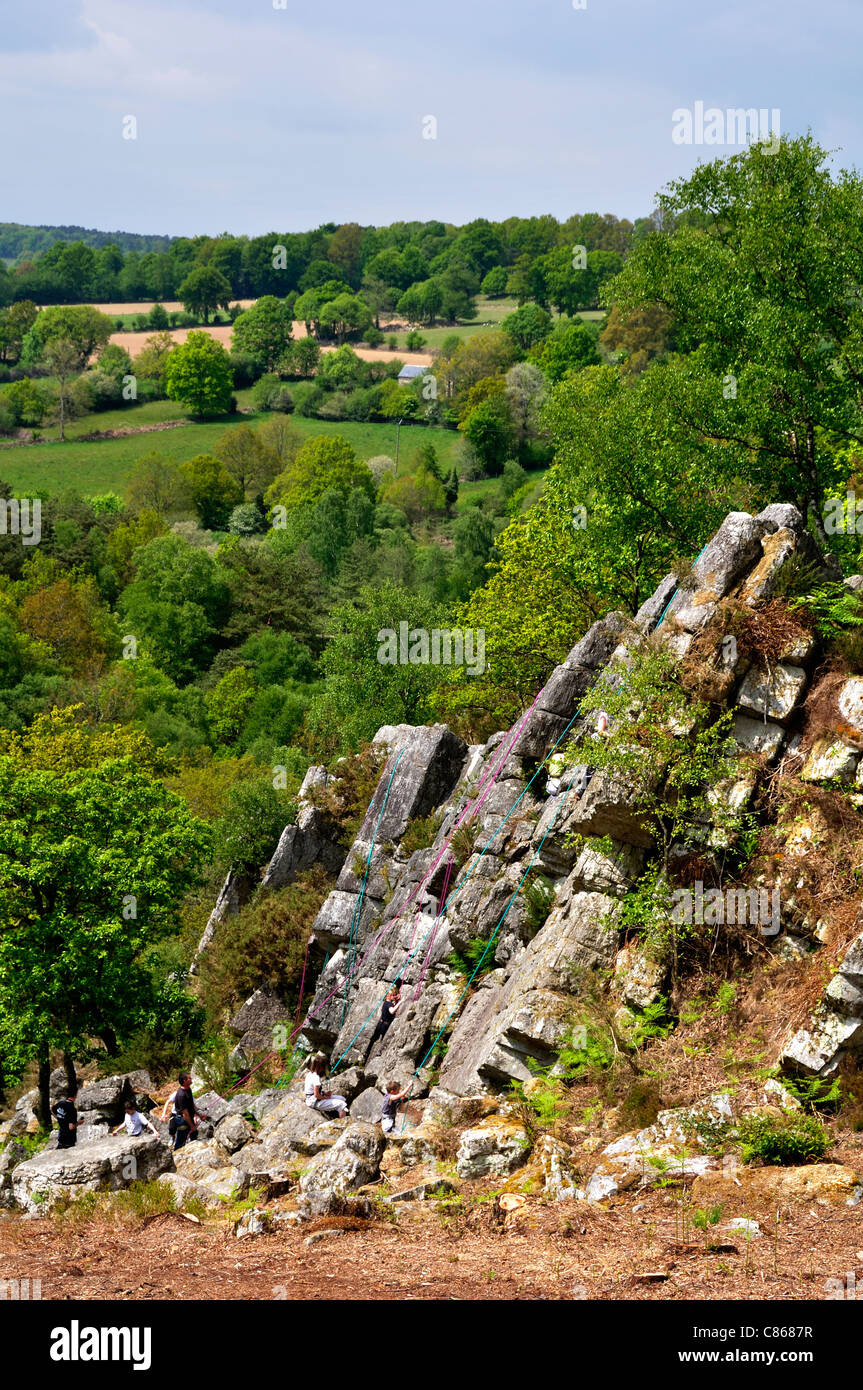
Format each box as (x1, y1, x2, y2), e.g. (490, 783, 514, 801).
(62, 1051, 77, 1095)
(37, 1052, 51, 1132)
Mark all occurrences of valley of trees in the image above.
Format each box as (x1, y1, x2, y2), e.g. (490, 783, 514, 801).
(2, 134, 863, 1109)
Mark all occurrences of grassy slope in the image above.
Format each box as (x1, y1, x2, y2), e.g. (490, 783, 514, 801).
(0, 405, 463, 498)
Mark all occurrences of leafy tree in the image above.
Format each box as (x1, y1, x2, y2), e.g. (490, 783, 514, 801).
(319, 292, 373, 345)
(164, 331, 234, 416)
(3, 376, 49, 427)
(607, 134, 863, 527)
(214, 422, 279, 497)
(22, 304, 114, 369)
(232, 295, 294, 371)
(265, 433, 374, 514)
(460, 393, 515, 476)
(131, 330, 175, 389)
(177, 264, 232, 323)
(18, 576, 113, 675)
(180, 452, 243, 529)
(40, 338, 82, 440)
(206, 664, 257, 744)
(501, 303, 553, 352)
(481, 265, 509, 297)
(453, 507, 495, 590)
(599, 303, 673, 374)
(0, 710, 210, 1119)
(305, 581, 447, 752)
(127, 451, 187, 518)
(528, 318, 600, 382)
(121, 534, 231, 682)
(0, 300, 38, 363)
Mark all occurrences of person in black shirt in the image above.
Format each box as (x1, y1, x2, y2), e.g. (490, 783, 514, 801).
(369, 986, 402, 1049)
(51, 1088, 79, 1149)
(166, 1072, 209, 1151)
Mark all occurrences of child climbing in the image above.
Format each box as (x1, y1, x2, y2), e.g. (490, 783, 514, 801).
(111, 1099, 159, 1139)
(369, 986, 402, 1049)
(380, 1080, 410, 1134)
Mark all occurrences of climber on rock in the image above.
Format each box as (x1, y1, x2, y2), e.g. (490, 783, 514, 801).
(369, 985, 402, 1049)
(573, 709, 612, 799)
(304, 1054, 349, 1119)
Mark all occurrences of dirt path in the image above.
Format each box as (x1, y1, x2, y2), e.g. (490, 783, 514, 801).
(2, 1184, 860, 1302)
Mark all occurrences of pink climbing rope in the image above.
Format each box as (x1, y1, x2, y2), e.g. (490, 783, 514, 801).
(412, 856, 454, 1001)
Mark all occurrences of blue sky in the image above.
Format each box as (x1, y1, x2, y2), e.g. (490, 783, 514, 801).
(1, 0, 861, 236)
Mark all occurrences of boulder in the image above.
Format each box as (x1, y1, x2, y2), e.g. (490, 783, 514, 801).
(634, 574, 678, 633)
(736, 664, 807, 724)
(801, 737, 860, 783)
(738, 528, 798, 606)
(261, 805, 346, 891)
(837, 678, 863, 748)
(500, 1135, 580, 1200)
(229, 989, 290, 1053)
(11, 1135, 171, 1215)
(75, 1075, 135, 1119)
(614, 943, 667, 1010)
(456, 1115, 531, 1179)
(584, 1094, 732, 1202)
(440, 889, 621, 1093)
(692, 1164, 862, 1209)
(297, 1121, 385, 1217)
(782, 1010, 863, 1077)
(213, 1114, 256, 1154)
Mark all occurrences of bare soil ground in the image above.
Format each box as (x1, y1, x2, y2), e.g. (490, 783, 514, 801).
(2, 1178, 860, 1303)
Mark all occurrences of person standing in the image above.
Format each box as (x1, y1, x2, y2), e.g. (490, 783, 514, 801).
(51, 1086, 79, 1150)
(166, 1072, 209, 1151)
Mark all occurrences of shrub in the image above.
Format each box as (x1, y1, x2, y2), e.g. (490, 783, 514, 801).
(737, 1111, 830, 1166)
(401, 810, 442, 856)
(196, 865, 331, 1022)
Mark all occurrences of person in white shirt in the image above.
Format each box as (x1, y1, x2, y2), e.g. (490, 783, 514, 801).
(111, 1100, 160, 1137)
(304, 1055, 349, 1118)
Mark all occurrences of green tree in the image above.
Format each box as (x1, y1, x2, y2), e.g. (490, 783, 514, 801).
(0, 710, 209, 1121)
(164, 331, 234, 416)
(606, 134, 863, 528)
(266, 433, 374, 514)
(181, 452, 243, 529)
(232, 295, 294, 371)
(22, 304, 114, 369)
(177, 264, 232, 323)
(501, 303, 553, 352)
(121, 534, 231, 682)
(305, 582, 447, 752)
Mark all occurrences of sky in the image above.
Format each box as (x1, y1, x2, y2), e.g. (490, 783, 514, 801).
(1, 0, 861, 237)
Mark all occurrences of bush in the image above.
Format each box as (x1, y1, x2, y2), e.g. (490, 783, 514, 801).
(196, 866, 331, 1023)
(737, 1112, 830, 1166)
(217, 775, 297, 871)
(252, 373, 294, 413)
(364, 326, 384, 348)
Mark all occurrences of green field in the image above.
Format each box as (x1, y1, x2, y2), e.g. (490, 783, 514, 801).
(380, 298, 603, 352)
(0, 403, 463, 499)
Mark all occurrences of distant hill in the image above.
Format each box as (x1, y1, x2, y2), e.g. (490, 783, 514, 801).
(0, 223, 174, 263)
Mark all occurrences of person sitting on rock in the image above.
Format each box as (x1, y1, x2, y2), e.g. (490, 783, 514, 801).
(167, 1072, 209, 1151)
(369, 986, 402, 1049)
(380, 1080, 409, 1135)
(111, 1099, 159, 1139)
(303, 1054, 349, 1119)
(51, 1086, 79, 1150)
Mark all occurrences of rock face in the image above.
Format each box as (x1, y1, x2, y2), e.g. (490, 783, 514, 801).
(297, 1121, 385, 1217)
(455, 1115, 531, 1179)
(193, 503, 863, 1103)
(782, 928, 863, 1078)
(584, 1095, 733, 1202)
(11, 1136, 171, 1215)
